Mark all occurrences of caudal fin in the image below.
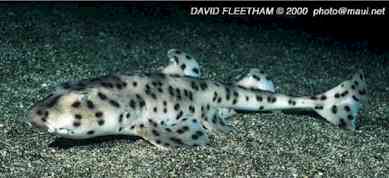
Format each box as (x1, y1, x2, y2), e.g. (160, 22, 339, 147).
(312, 70, 367, 129)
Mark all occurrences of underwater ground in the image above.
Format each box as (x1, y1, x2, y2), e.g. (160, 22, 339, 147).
(0, 4, 388, 177)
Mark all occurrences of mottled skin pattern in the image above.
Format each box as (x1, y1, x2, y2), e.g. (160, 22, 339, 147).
(30, 49, 368, 149)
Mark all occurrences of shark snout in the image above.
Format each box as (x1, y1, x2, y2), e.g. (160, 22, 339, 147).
(30, 108, 49, 130)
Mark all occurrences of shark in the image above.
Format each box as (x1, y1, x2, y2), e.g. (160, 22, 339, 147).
(30, 49, 368, 149)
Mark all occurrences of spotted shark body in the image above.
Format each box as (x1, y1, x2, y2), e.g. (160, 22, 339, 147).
(30, 49, 368, 149)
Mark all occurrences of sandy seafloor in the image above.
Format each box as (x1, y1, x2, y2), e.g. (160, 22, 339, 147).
(0, 5, 388, 178)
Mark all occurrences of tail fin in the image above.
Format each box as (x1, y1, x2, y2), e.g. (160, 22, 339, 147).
(312, 70, 367, 129)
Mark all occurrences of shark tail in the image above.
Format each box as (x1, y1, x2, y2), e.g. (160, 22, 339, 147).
(310, 70, 368, 129)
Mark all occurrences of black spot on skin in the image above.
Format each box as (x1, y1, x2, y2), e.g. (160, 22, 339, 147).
(153, 107, 158, 113)
(72, 101, 81, 108)
(152, 129, 160, 136)
(331, 105, 338, 114)
(334, 93, 340, 98)
(310, 96, 318, 100)
(175, 88, 182, 100)
(206, 104, 210, 110)
(172, 56, 179, 63)
(101, 82, 114, 88)
(354, 81, 359, 86)
(41, 111, 49, 122)
(233, 91, 239, 98)
(252, 75, 261, 81)
(288, 99, 296, 105)
(217, 97, 222, 103)
(192, 119, 197, 123)
(359, 89, 366, 95)
(245, 96, 249, 101)
(163, 108, 167, 113)
(139, 100, 146, 108)
(320, 95, 327, 100)
(176, 111, 183, 120)
(174, 50, 182, 54)
(119, 127, 123, 132)
(180, 64, 186, 70)
(139, 124, 144, 128)
(347, 115, 353, 120)
(259, 106, 264, 110)
(352, 95, 360, 102)
(185, 55, 191, 60)
(212, 116, 217, 124)
(109, 100, 121, 108)
(132, 81, 138, 87)
(165, 128, 172, 132)
(145, 84, 151, 91)
(148, 119, 158, 127)
(129, 99, 136, 109)
(130, 125, 135, 129)
(212, 92, 217, 102)
(341, 90, 349, 97)
(97, 119, 105, 126)
(116, 83, 123, 90)
(344, 105, 351, 112)
(314, 105, 323, 110)
(256, 95, 263, 102)
(192, 130, 204, 140)
(98, 92, 108, 100)
(86, 100, 95, 109)
(177, 126, 189, 134)
(170, 137, 183, 145)
(73, 121, 81, 127)
(267, 96, 276, 103)
(36, 110, 43, 116)
(87, 130, 95, 135)
(168, 86, 175, 96)
(126, 113, 130, 118)
(119, 114, 123, 123)
(188, 91, 193, 101)
(95, 111, 103, 118)
(338, 119, 347, 128)
(157, 87, 163, 93)
(189, 105, 195, 113)
(75, 114, 82, 120)
(199, 82, 208, 90)
(184, 89, 189, 97)
(232, 99, 237, 105)
(174, 104, 180, 111)
(351, 85, 356, 90)
(191, 81, 199, 91)
(192, 68, 199, 74)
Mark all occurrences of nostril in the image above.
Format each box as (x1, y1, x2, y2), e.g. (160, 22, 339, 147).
(31, 119, 48, 129)
(31, 120, 39, 128)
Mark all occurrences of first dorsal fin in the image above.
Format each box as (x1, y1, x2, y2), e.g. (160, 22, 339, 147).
(161, 49, 201, 78)
(133, 114, 209, 149)
(237, 68, 275, 92)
